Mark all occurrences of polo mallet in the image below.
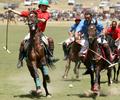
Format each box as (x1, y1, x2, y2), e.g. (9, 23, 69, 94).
(89, 48, 118, 68)
(3, 10, 11, 53)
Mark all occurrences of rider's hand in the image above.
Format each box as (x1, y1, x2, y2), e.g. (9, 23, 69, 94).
(115, 38, 120, 42)
(8, 8, 12, 12)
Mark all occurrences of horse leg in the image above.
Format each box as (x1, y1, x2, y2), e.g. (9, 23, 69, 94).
(40, 66, 51, 97)
(116, 63, 120, 82)
(90, 69, 94, 91)
(27, 63, 42, 94)
(42, 65, 51, 83)
(73, 62, 78, 75)
(112, 66, 116, 82)
(107, 67, 112, 86)
(93, 66, 100, 92)
(74, 61, 81, 79)
(63, 59, 71, 79)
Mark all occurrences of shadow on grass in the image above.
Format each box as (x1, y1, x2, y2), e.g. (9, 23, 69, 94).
(63, 78, 81, 82)
(52, 58, 60, 63)
(100, 81, 108, 84)
(67, 92, 108, 100)
(13, 93, 46, 99)
(100, 80, 120, 84)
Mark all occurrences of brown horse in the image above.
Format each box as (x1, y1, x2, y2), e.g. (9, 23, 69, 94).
(112, 49, 120, 82)
(25, 11, 51, 97)
(107, 37, 120, 83)
(62, 41, 81, 79)
(82, 24, 114, 94)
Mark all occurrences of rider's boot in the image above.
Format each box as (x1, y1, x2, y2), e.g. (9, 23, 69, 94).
(83, 62, 94, 75)
(62, 42, 68, 60)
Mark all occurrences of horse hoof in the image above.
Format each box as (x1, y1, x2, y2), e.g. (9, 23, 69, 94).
(76, 76, 81, 81)
(30, 89, 42, 96)
(62, 75, 67, 79)
(110, 80, 113, 84)
(36, 89, 42, 94)
(46, 94, 52, 98)
(93, 91, 100, 96)
(84, 91, 90, 97)
(115, 79, 119, 83)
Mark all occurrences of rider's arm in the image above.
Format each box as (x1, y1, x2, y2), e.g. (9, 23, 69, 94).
(75, 20, 84, 40)
(8, 8, 22, 16)
(96, 20, 104, 36)
(68, 24, 76, 37)
(38, 18, 46, 22)
(68, 31, 73, 37)
(8, 8, 29, 17)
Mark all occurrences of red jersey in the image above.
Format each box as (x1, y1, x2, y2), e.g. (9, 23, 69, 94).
(118, 27, 120, 39)
(107, 27, 120, 40)
(20, 9, 50, 32)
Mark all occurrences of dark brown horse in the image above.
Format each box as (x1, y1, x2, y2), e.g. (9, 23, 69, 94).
(101, 35, 120, 83)
(112, 49, 120, 82)
(107, 37, 120, 83)
(63, 41, 81, 79)
(25, 11, 51, 97)
(82, 24, 114, 94)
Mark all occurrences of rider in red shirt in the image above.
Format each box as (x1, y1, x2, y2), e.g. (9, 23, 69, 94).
(20, 9, 50, 32)
(107, 21, 120, 40)
(8, 0, 53, 69)
(9, 0, 54, 81)
(106, 21, 120, 58)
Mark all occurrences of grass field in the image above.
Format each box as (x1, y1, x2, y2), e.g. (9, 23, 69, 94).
(0, 21, 120, 100)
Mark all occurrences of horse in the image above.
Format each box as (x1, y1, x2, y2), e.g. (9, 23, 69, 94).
(62, 41, 82, 79)
(112, 49, 120, 82)
(106, 36, 120, 83)
(25, 11, 51, 97)
(82, 24, 114, 94)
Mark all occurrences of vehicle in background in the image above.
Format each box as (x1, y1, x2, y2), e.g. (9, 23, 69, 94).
(68, 0, 75, 5)
(99, 0, 110, 8)
(32, 0, 39, 5)
(24, 0, 32, 6)
(73, 4, 83, 12)
(114, 2, 120, 8)
(4, 3, 19, 9)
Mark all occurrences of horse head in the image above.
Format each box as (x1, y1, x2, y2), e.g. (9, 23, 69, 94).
(27, 11, 38, 34)
(88, 24, 97, 44)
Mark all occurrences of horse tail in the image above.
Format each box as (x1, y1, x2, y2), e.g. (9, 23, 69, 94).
(48, 37, 54, 55)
